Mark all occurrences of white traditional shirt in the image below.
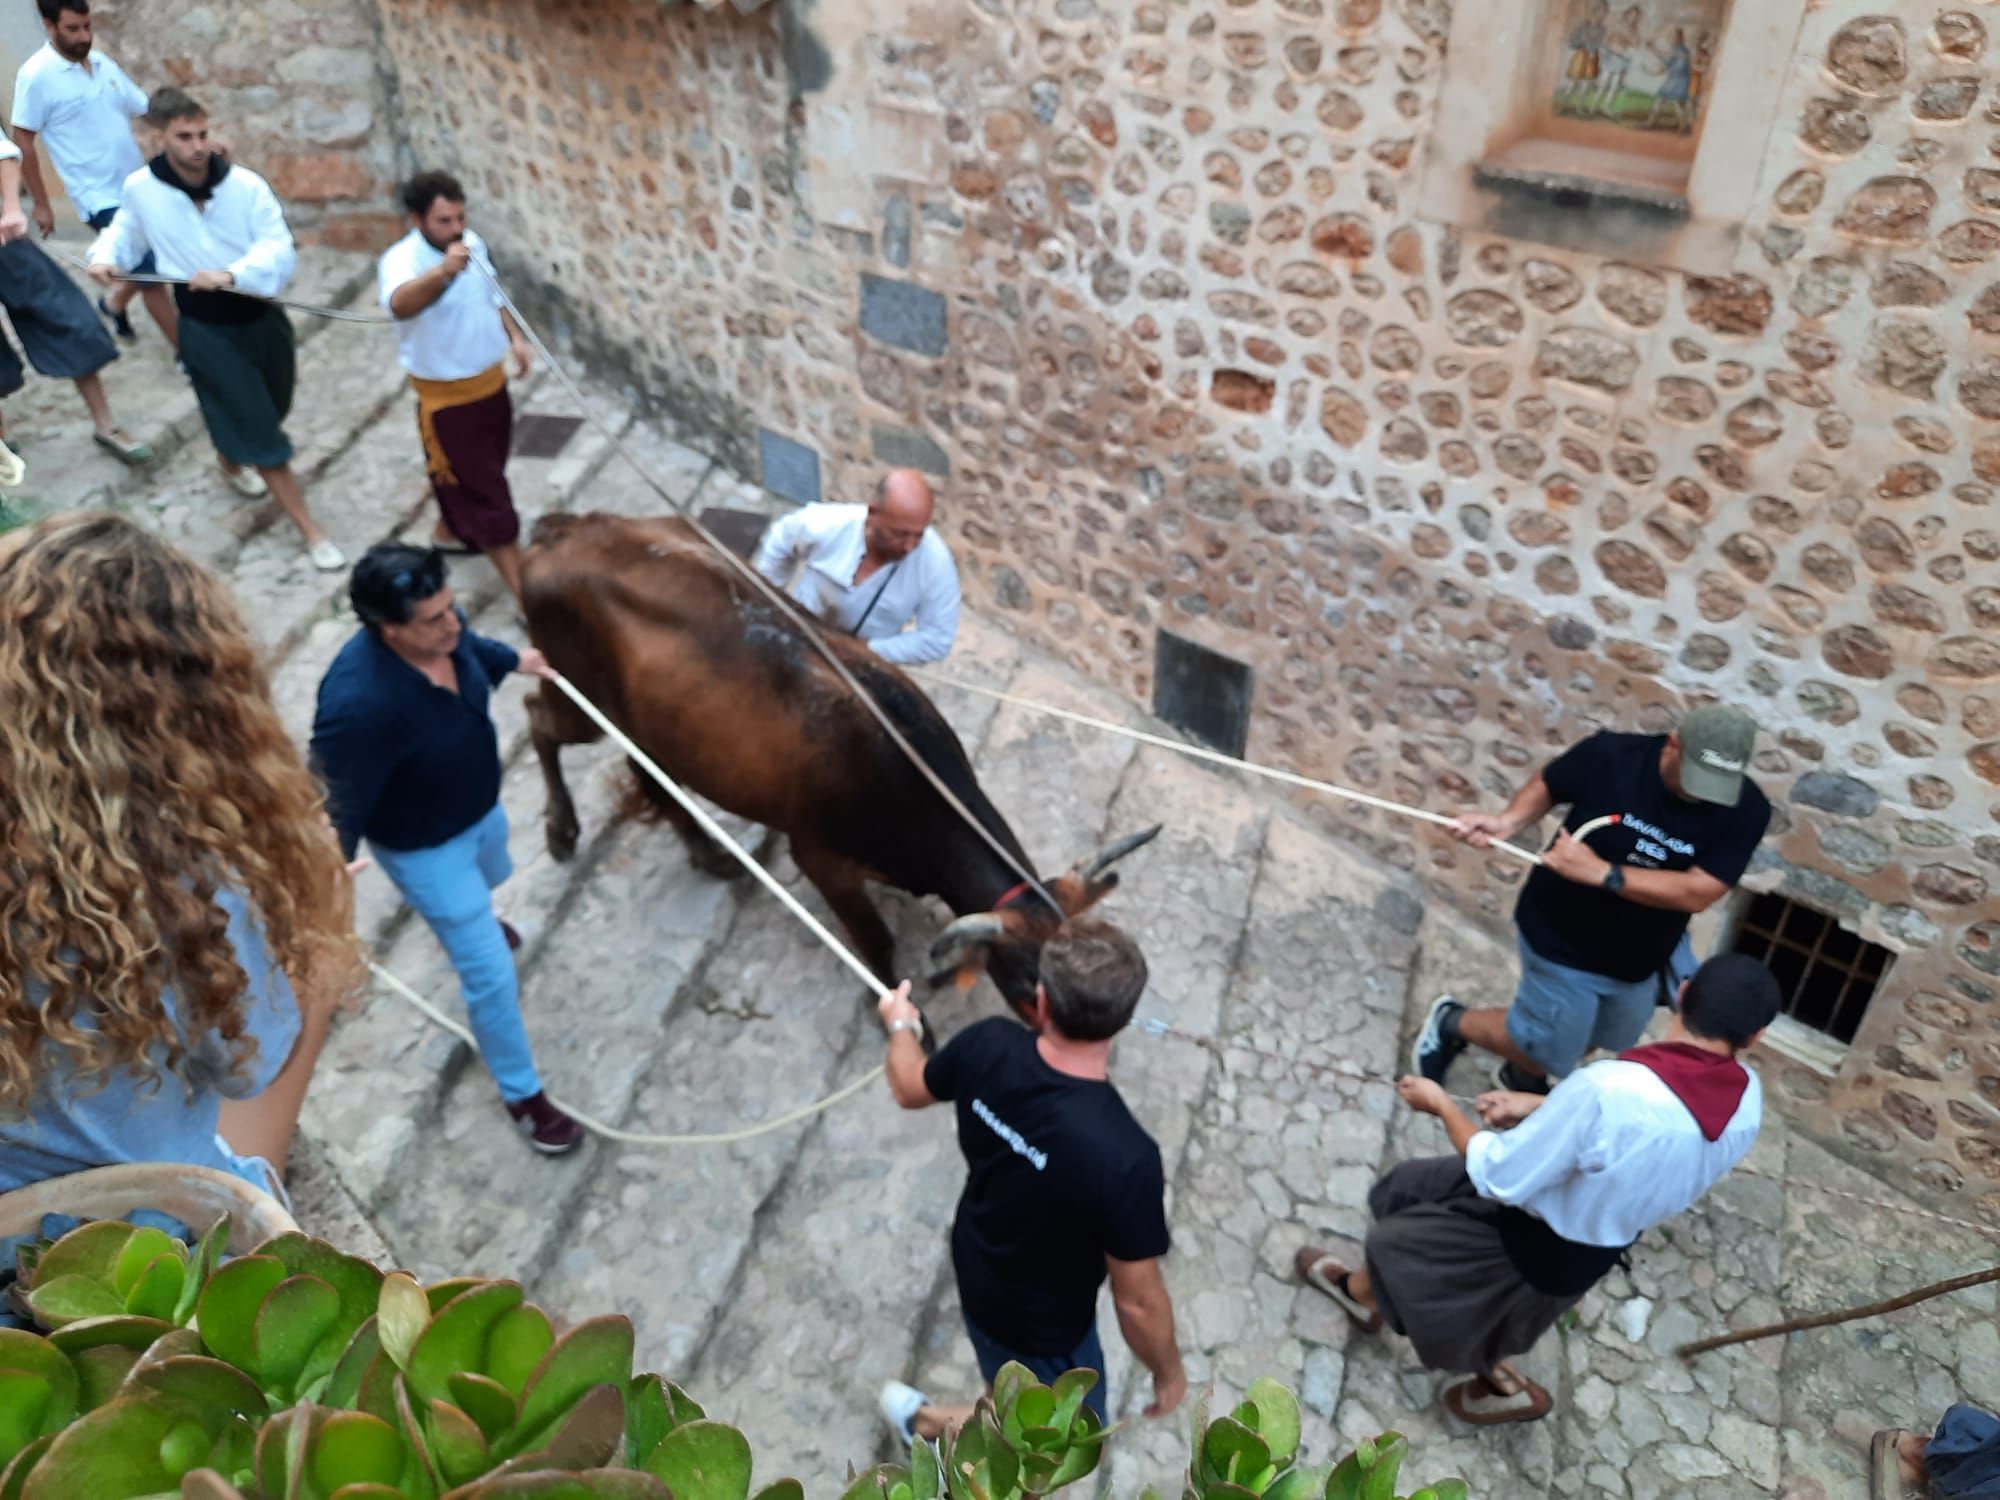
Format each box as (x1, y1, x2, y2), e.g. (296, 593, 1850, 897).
(1464, 1057, 1762, 1248)
(377, 227, 509, 380)
(751, 502, 960, 665)
(88, 162, 296, 300)
(10, 45, 147, 221)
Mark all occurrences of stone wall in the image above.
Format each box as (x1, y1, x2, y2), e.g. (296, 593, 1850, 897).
(92, 0, 405, 247)
(348, 0, 2000, 1217)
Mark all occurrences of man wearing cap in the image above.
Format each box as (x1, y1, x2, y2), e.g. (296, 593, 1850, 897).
(1413, 705, 1770, 1094)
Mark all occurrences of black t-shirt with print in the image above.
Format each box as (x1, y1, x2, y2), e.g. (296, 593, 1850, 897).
(1515, 731, 1771, 982)
(923, 1017, 1170, 1354)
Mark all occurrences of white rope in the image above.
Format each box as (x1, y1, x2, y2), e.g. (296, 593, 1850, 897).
(911, 672, 1545, 866)
(366, 959, 887, 1147)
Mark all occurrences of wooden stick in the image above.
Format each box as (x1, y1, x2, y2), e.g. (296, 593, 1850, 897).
(1677, 1263, 2000, 1357)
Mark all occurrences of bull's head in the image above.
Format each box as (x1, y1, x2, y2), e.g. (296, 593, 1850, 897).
(926, 823, 1163, 1011)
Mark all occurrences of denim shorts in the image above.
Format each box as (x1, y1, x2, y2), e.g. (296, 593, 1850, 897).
(963, 1312, 1108, 1424)
(87, 205, 157, 276)
(1505, 933, 1659, 1079)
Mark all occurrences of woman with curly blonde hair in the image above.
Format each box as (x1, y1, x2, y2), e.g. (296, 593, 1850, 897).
(0, 511, 361, 1195)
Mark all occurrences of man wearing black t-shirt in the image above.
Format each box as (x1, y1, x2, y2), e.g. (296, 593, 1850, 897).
(874, 919, 1186, 1444)
(1414, 704, 1771, 1093)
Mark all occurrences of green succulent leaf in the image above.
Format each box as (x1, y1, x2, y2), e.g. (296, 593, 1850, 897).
(120, 1256, 184, 1323)
(1203, 1416, 1271, 1491)
(18, 1391, 197, 1499)
(323, 1319, 387, 1415)
(449, 1372, 519, 1446)
(108, 1230, 181, 1302)
(749, 1478, 806, 1500)
(0, 1435, 53, 1500)
(1244, 1379, 1300, 1468)
(328, 1486, 404, 1500)
(258, 1234, 387, 1395)
(483, 1305, 554, 1402)
(522, 1382, 626, 1473)
(1264, 1461, 1332, 1500)
(426, 1279, 489, 1314)
(429, 1396, 493, 1487)
(308, 1408, 409, 1493)
(409, 1281, 525, 1408)
(47, 1316, 176, 1355)
(120, 1353, 268, 1428)
(31, 1221, 131, 1288)
(23, 1275, 122, 1328)
(1428, 1481, 1470, 1500)
(0, 1372, 54, 1468)
(837, 1462, 906, 1500)
(665, 1382, 707, 1427)
(69, 1345, 142, 1413)
(378, 1273, 432, 1374)
(1324, 1453, 1362, 1500)
(454, 1472, 672, 1498)
(640, 1417, 753, 1500)
(252, 1274, 343, 1394)
(509, 1318, 633, 1457)
(624, 1375, 672, 1469)
(1358, 1434, 1406, 1500)
(990, 1364, 1031, 1427)
(173, 1219, 232, 1328)
(196, 1256, 288, 1375)
(1046, 1369, 1096, 1440)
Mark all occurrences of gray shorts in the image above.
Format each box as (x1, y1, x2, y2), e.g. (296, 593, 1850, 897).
(1504, 932, 1660, 1078)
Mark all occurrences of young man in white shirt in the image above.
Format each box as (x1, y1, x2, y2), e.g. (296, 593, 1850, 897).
(10, 0, 175, 353)
(89, 88, 342, 571)
(751, 468, 961, 664)
(379, 171, 534, 600)
(0, 130, 146, 475)
(1295, 952, 1780, 1426)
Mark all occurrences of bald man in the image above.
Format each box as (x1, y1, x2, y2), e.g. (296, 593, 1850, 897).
(751, 469, 961, 664)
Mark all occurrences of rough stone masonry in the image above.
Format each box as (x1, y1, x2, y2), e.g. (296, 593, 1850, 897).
(96, 0, 2000, 1223)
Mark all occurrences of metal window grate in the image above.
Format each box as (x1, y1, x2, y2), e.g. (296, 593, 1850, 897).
(1728, 892, 1890, 1045)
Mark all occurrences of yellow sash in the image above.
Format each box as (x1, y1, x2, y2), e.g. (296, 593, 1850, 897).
(411, 362, 507, 487)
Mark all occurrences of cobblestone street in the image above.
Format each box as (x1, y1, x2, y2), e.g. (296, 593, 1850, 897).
(13, 247, 1998, 1500)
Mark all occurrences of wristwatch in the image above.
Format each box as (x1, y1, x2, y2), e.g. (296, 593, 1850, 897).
(886, 1016, 925, 1040)
(1603, 865, 1626, 894)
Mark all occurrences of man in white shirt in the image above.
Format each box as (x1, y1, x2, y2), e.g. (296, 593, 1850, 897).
(751, 469, 961, 664)
(0, 130, 146, 476)
(379, 171, 534, 601)
(10, 0, 174, 353)
(1294, 952, 1779, 1427)
(89, 88, 342, 571)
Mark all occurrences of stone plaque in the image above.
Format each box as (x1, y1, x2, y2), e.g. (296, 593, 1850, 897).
(757, 428, 822, 507)
(1153, 629, 1254, 759)
(859, 273, 948, 358)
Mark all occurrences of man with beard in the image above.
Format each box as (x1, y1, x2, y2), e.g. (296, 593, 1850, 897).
(379, 171, 534, 601)
(12, 0, 176, 356)
(88, 87, 342, 569)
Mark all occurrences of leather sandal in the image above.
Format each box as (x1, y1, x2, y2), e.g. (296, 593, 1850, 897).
(1293, 1246, 1383, 1334)
(1870, 1429, 1933, 1499)
(1443, 1363, 1553, 1426)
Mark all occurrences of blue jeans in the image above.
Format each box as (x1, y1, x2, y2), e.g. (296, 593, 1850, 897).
(963, 1313, 1108, 1424)
(371, 802, 541, 1103)
(1506, 932, 1659, 1079)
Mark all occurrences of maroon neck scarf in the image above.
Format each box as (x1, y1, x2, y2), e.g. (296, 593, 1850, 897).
(1618, 1041, 1748, 1142)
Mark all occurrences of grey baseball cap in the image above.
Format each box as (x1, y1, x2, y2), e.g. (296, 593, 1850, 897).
(1678, 705, 1757, 806)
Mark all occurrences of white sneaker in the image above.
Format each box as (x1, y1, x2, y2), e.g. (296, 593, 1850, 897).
(308, 538, 347, 572)
(0, 442, 24, 490)
(220, 464, 267, 498)
(878, 1381, 928, 1447)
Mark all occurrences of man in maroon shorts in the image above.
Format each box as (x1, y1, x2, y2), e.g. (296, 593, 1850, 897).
(378, 171, 534, 600)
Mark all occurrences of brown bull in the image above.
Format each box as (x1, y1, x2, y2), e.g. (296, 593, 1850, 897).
(519, 512, 1157, 1013)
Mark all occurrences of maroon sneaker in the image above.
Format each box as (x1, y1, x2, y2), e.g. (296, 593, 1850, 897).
(500, 920, 523, 953)
(505, 1091, 584, 1155)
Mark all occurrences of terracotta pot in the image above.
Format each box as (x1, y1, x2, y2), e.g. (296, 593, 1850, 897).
(0, 1163, 297, 1252)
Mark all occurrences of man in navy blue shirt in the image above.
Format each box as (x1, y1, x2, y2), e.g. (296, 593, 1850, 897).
(311, 542, 582, 1154)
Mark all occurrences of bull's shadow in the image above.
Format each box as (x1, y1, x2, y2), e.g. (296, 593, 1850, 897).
(518, 510, 1161, 1020)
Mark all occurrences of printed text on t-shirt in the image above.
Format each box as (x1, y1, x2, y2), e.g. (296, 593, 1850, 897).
(971, 1098, 1048, 1171)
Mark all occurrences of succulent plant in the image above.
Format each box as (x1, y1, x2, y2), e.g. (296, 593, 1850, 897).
(0, 1219, 1473, 1500)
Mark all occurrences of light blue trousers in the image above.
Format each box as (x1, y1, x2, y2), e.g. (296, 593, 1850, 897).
(372, 802, 542, 1103)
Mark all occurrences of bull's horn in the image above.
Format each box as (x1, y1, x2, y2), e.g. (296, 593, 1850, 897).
(928, 912, 1009, 965)
(1074, 824, 1164, 881)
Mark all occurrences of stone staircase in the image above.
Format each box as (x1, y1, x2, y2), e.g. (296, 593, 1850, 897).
(39, 248, 2000, 1500)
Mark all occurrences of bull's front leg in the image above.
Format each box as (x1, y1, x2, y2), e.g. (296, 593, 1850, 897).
(790, 840, 898, 989)
(528, 683, 598, 862)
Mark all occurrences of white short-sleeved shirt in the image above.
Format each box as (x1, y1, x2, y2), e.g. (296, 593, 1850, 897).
(750, 502, 962, 664)
(10, 45, 147, 221)
(377, 227, 509, 381)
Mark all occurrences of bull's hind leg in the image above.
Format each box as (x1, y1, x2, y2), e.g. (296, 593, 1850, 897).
(624, 761, 747, 881)
(789, 839, 898, 990)
(529, 682, 601, 861)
